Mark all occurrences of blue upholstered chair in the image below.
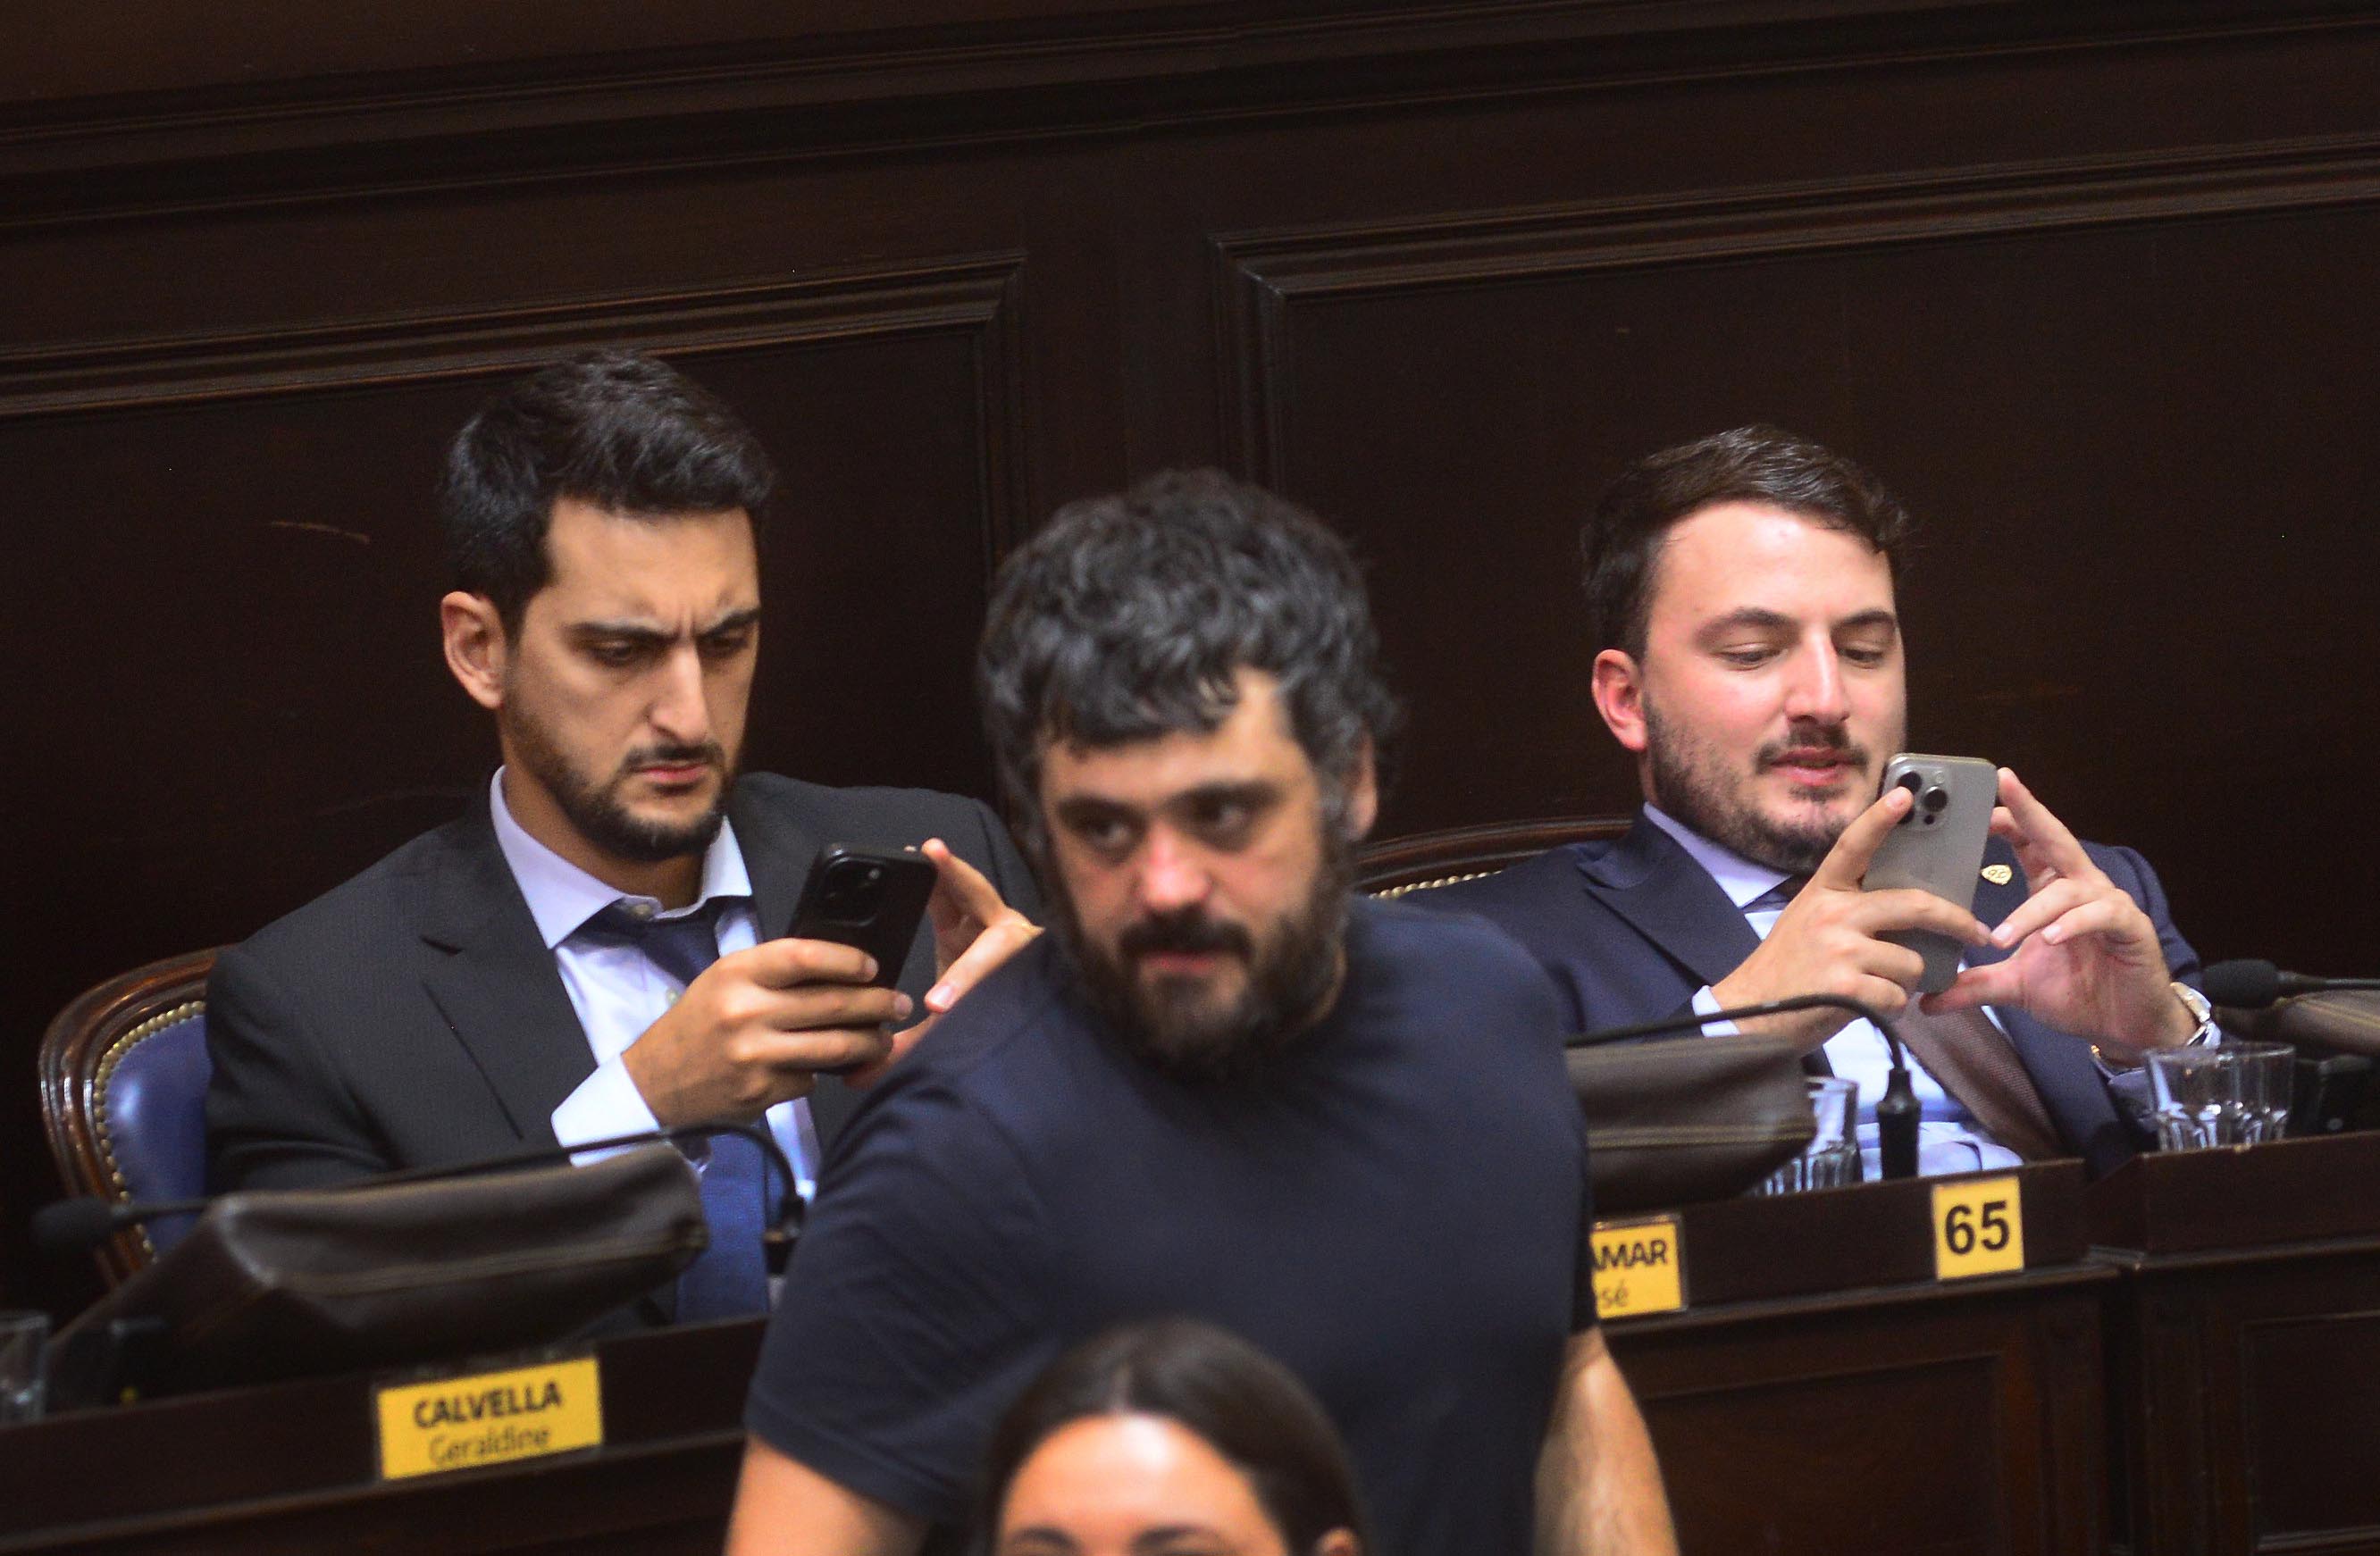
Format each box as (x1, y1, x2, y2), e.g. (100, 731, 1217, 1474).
(39, 949, 219, 1285)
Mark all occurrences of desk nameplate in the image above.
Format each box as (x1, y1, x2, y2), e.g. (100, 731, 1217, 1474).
(1592, 1215, 1685, 1320)
(373, 1355, 603, 1481)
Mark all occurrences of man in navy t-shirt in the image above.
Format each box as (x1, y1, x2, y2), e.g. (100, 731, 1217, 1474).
(727, 470, 1678, 1556)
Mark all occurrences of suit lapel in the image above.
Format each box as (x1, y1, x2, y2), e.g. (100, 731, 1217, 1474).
(1579, 813, 1831, 1074)
(1965, 835, 2028, 969)
(732, 782, 821, 941)
(1959, 834, 2117, 1158)
(415, 815, 592, 1150)
(1577, 814, 1764, 991)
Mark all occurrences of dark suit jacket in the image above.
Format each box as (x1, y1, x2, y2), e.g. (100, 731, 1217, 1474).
(205, 773, 1040, 1192)
(1416, 809, 2201, 1177)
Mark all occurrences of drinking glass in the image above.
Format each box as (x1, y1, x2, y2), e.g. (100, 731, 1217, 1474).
(0, 1310, 47, 1424)
(1759, 1076, 1861, 1193)
(2149, 1042, 2293, 1150)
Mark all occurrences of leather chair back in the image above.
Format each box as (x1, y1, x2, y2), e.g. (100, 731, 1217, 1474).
(1358, 816, 1630, 898)
(40, 950, 219, 1284)
(1359, 816, 1814, 1211)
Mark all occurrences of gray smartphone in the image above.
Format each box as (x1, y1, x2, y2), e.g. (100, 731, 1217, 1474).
(1864, 754, 1999, 994)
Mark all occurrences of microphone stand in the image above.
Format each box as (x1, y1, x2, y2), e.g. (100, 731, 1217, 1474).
(1571, 993, 1923, 1181)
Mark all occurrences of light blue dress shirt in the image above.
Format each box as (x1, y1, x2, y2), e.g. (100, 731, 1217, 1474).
(1644, 805, 2024, 1181)
(488, 771, 822, 1202)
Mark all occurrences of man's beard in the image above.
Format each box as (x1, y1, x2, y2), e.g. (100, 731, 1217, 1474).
(1643, 699, 1874, 875)
(1052, 831, 1354, 1084)
(506, 702, 733, 866)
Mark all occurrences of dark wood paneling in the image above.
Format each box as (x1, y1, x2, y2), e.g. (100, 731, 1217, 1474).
(1613, 1271, 2110, 1554)
(1214, 147, 2380, 967)
(8, 1, 2380, 1315)
(1, 257, 1034, 1306)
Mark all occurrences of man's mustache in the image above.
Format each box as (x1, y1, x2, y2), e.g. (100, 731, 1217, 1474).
(619, 740, 725, 776)
(1119, 911, 1253, 961)
(1755, 724, 1868, 771)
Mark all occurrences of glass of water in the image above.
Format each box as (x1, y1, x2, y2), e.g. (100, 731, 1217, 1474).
(1760, 1075, 1861, 1194)
(0, 1310, 46, 1424)
(2149, 1042, 2294, 1151)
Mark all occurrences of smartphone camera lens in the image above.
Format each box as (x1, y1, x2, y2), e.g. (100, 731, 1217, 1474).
(1895, 770, 1923, 824)
(1922, 786, 1948, 814)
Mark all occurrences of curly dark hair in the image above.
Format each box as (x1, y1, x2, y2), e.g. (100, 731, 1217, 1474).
(440, 349, 775, 632)
(974, 1318, 1372, 1554)
(977, 468, 1400, 853)
(1583, 424, 1914, 657)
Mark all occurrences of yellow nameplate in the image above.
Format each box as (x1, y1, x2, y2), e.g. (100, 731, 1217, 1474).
(1590, 1215, 1685, 1320)
(1932, 1175, 2025, 1281)
(375, 1356, 604, 1481)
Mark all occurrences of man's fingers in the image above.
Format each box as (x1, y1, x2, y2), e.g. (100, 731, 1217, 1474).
(751, 982, 909, 1033)
(1923, 963, 2011, 1015)
(921, 838, 1007, 932)
(2030, 893, 2148, 951)
(1853, 888, 1992, 947)
(734, 1026, 896, 1081)
(839, 1017, 936, 1089)
(1850, 974, 1916, 1021)
(1994, 767, 2091, 876)
(738, 934, 882, 989)
(1986, 877, 2091, 949)
(1810, 785, 1915, 891)
(925, 917, 1042, 1013)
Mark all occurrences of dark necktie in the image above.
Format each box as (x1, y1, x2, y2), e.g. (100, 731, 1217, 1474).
(583, 899, 775, 1318)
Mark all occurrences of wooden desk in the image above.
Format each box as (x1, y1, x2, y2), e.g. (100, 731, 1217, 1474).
(0, 1318, 762, 1555)
(1604, 1163, 2112, 1556)
(2091, 1133, 2380, 1556)
(39, 1152, 2358, 1555)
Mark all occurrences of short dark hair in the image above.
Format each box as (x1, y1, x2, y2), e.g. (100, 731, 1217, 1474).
(1581, 424, 1914, 657)
(974, 1318, 1373, 1553)
(977, 469, 1399, 850)
(440, 349, 776, 632)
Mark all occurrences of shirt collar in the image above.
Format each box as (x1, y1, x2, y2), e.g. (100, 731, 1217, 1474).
(1640, 803, 1793, 912)
(488, 768, 753, 949)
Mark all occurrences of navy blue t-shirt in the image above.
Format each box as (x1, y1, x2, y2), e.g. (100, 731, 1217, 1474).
(744, 896, 1595, 1555)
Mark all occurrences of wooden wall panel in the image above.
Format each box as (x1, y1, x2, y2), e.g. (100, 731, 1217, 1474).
(2, 258, 1033, 1301)
(8, 0, 2380, 1307)
(1211, 142, 2380, 973)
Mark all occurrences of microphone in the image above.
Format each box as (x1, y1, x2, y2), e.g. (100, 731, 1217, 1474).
(1573, 994, 1923, 1181)
(33, 1121, 806, 1268)
(2202, 959, 2380, 1010)
(32, 1194, 205, 1252)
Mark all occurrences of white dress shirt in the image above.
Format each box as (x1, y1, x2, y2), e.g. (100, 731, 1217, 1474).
(1644, 805, 2024, 1181)
(488, 771, 822, 1201)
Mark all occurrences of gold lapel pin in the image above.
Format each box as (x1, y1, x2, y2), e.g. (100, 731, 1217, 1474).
(1981, 864, 2014, 886)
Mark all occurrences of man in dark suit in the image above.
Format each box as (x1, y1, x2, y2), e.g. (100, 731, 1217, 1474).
(205, 350, 1039, 1315)
(1424, 426, 2214, 1178)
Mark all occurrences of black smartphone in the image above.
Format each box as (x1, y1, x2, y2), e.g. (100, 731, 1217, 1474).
(787, 846, 940, 988)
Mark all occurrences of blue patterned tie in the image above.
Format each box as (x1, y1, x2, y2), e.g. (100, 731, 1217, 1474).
(585, 899, 775, 1319)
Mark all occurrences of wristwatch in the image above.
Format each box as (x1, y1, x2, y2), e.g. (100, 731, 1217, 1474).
(2094, 982, 2219, 1070)
(2169, 980, 2222, 1048)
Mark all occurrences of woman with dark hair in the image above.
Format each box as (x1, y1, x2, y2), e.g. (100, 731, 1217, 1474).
(976, 1318, 1371, 1556)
